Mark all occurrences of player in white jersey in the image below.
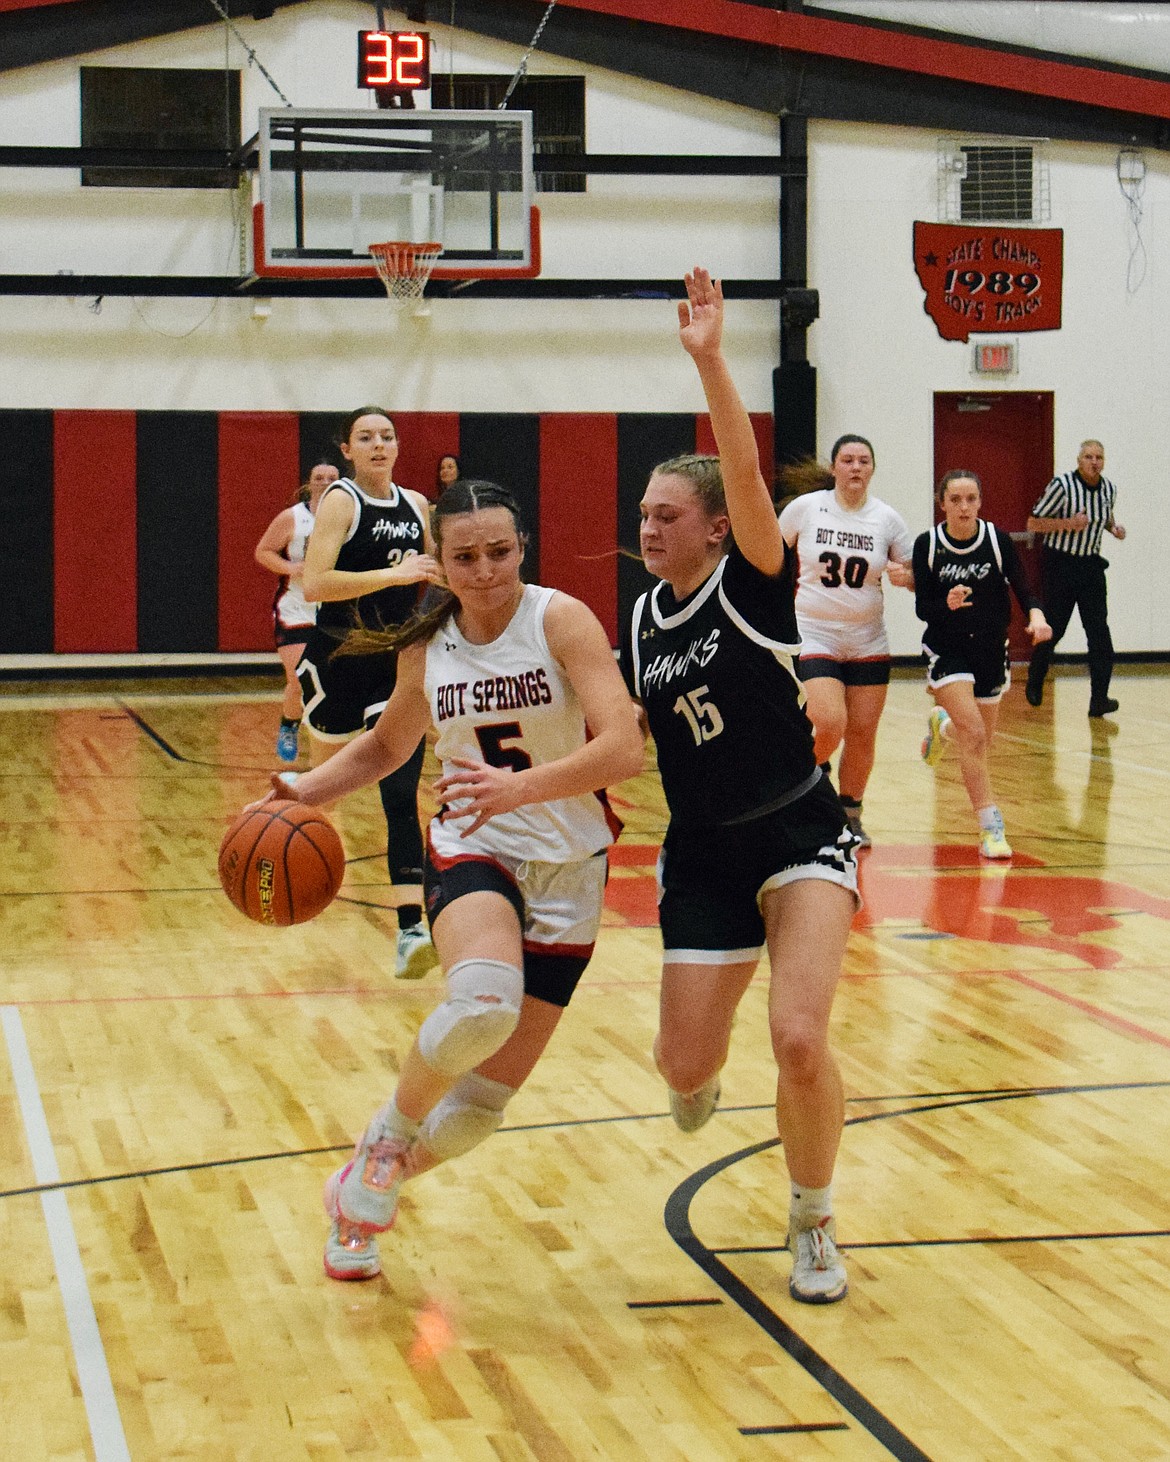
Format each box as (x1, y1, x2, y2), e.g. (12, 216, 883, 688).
(253, 461, 338, 763)
(777, 438, 913, 846)
(268, 478, 643, 1282)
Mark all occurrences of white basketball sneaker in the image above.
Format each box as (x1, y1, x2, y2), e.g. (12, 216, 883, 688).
(788, 1215, 848, 1304)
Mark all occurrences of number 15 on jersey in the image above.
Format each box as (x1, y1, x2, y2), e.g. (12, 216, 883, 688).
(673, 686, 724, 746)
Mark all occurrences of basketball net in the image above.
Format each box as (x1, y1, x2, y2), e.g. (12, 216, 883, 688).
(368, 241, 443, 316)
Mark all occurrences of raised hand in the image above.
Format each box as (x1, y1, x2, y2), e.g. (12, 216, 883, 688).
(677, 267, 724, 360)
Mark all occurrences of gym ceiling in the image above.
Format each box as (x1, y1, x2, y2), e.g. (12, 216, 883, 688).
(1, 0, 1170, 145)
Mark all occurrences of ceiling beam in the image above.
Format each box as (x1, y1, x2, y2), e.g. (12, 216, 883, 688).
(537, 0, 1170, 120)
(0, 0, 311, 71)
(422, 0, 1170, 150)
(0, 273, 794, 299)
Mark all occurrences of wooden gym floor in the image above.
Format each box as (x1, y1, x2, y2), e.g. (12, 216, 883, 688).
(2, 667, 1169, 1461)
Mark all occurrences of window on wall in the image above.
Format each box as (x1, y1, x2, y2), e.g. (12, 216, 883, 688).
(938, 138, 1050, 223)
(80, 67, 241, 188)
(430, 74, 585, 192)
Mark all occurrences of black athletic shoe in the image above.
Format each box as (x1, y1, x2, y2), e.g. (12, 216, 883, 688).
(1024, 681, 1043, 708)
(1088, 697, 1120, 718)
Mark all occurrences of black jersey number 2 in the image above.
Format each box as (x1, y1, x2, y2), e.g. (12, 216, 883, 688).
(818, 551, 868, 589)
(474, 722, 533, 773)
(672, 686, 725, 747)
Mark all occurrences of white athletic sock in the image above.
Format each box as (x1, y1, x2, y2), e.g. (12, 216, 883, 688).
(378, 1098, 421, 1144)
(790, 1182, 833, 1228)
(977, 805, 1003, 833)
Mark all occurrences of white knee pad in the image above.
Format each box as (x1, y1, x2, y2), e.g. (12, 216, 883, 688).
(418, 1072, 514, 1163)
(417, 958, 523, 1077)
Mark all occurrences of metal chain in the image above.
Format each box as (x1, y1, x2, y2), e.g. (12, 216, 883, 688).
(499, 0, 558, 108)
(205, 0, 293, 107)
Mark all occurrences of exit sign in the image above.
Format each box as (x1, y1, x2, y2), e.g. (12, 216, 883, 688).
(972, 340, 1017, 375)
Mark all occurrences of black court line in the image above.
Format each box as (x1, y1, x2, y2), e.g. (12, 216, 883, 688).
(627, 1297, 723, 1309)
(661, 1079, 1170, 1462)
(716, 1227, 1170, 1256)
(839, 1227, 1170, 1249)
(740, 1423, 849, 1435)
(665, 1139, 931, 1462)
(0, 1142, 351, 1200)
(117, 701, 275, 774)
(3, 1077, 1167, 1211)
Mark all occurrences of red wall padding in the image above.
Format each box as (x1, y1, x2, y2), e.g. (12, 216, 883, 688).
(217, 412, 301, 651)
(390, 412, 461, 501)
(40, 409, 772, 655)
(539, 414, 618, 642)
(54, 410, 137, 652)
(696, 412, 775, 485)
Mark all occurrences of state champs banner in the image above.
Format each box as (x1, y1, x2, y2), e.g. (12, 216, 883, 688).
(913, 222, 1063, 342)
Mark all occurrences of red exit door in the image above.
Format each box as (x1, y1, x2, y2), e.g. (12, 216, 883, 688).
(933, 391, 1054, 660)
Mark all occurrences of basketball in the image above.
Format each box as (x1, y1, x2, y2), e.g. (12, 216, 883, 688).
(218, 800, 345, 926)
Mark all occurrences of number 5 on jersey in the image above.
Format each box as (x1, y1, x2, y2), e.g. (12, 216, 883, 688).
(475, 721, 533, 772)
(673, 685, 724, 746)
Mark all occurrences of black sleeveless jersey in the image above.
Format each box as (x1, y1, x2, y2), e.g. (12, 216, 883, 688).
(624, 543, 816, 827)
(315, 478, 428, 634)
(912, 520, 1039, 653)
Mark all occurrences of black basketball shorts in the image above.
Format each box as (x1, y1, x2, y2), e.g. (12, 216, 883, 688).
(296, 629, 396, 738)
(923, 636, 1010, 703)
(657, 776, 859, 963)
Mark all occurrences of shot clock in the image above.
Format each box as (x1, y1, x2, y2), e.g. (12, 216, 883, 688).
(357, 30, 431, 94)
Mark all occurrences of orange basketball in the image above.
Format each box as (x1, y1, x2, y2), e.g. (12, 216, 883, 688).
(218, 800, 345, 926)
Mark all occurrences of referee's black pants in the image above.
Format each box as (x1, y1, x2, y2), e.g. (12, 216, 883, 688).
(1027, 549, 1114, 705)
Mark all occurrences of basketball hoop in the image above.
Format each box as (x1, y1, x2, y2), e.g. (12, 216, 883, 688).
(368, 240, 443, 312)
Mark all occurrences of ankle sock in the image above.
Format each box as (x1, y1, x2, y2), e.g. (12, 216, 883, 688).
(379, 1099, 421, 1145)
(396, 904, 423, 931)
(790, 1181, 833, 1228)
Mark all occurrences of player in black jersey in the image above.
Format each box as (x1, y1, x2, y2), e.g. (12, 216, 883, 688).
(623, 270, 859, 1305)
(298, 407, 445, 980)
(914, 470, 1051, 860)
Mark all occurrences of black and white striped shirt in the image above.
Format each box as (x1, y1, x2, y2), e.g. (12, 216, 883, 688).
(1030, 471, 1117, 557)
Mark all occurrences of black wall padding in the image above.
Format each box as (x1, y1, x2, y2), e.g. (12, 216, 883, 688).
(0, 410, 54, 652)
(136, 411, 219, 652)
(616, 414, 695, 640)
(457, 414, 542, 581)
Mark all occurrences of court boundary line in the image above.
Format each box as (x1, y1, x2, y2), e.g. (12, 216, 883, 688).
(1, 1006, 131, 1462)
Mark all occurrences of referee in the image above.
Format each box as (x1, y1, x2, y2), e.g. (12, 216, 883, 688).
(1024, 439, 1126, 716)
